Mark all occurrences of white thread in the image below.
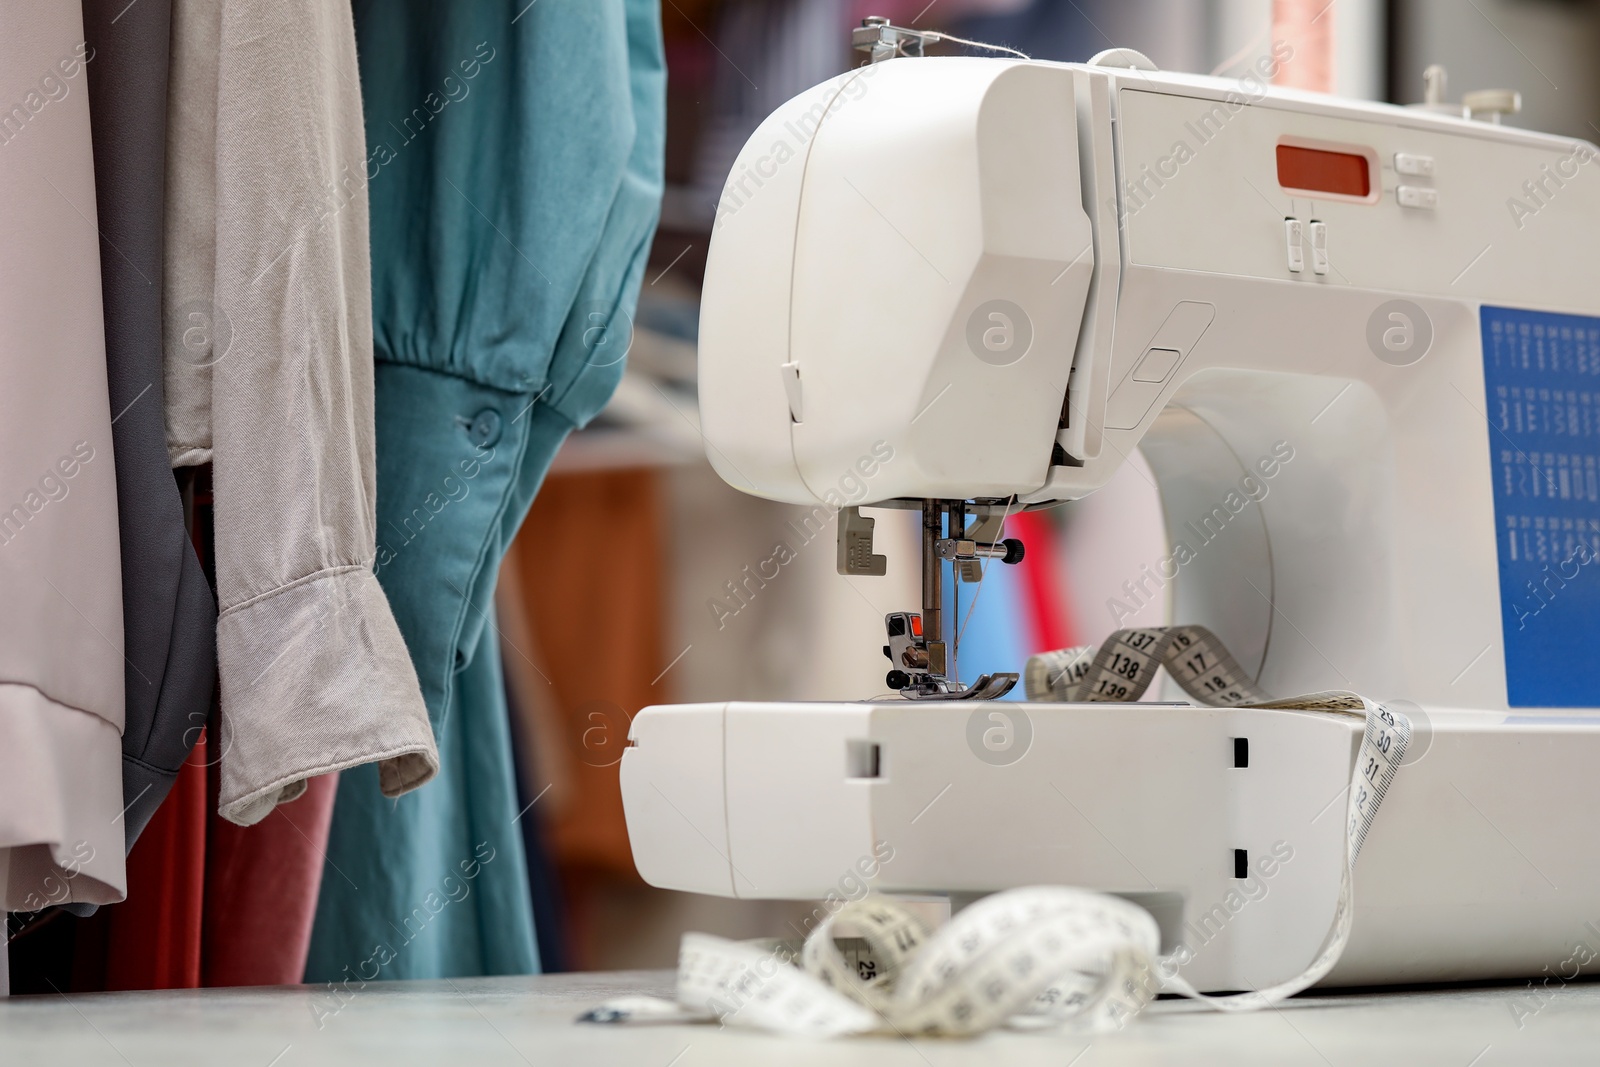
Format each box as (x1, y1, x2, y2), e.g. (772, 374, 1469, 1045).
(924, 31, 1031, 62)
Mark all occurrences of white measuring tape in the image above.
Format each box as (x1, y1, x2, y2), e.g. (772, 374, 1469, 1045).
(1025, 623, 1271, 706)
(582, 625, 1410, 1037)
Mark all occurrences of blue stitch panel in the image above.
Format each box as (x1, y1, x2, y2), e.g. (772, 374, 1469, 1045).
(1481, 305, 1600, 707)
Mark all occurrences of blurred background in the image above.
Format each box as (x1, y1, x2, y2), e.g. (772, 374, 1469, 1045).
(502, 0, 1600, 971)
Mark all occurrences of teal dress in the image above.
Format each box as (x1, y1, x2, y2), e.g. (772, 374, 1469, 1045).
(307, 0, 664, 980)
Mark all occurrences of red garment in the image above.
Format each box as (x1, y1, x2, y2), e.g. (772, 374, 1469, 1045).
(97, 736, 208, 990)
(79, 726, 339, 990)
(1010, 509, 1076, 653)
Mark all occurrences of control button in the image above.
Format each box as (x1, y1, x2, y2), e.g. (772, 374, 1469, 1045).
(1309, 221, 1329, 276)
(467, 408, 503, 448)
(1132, 347, 1181, 383)
(1284, 218, 1305, 273)
(1397, 185, 1438, 209)
(1104, 300, 1214, 430)
(1394, 152, 1435, 177)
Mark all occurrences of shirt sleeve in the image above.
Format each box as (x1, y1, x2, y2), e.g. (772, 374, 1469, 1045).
(165, 0, 439, 826)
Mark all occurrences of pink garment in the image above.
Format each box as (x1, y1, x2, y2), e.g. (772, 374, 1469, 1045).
(81, 727, 338, 991)
(0, 0, 126, 914)
(202, 771, 340, 986)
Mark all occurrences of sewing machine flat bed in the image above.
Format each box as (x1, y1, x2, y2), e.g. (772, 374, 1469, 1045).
(623, 700, 1600, 991)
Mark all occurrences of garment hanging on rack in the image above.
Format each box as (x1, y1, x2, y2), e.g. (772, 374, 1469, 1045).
(41, 477, 344, 993)
(77, 741, 207, 990)
(161, 0, 438, 827)
(201, 770, 341, 986)
(0, 0, 127, 915)
(495, 548, 573, 973)
(309, 0, 666, 981)
(54, 756, 340, 991)
(79, 0, 218, 870)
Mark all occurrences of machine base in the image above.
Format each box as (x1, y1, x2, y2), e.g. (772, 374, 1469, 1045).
(622, 700, 1600, 991)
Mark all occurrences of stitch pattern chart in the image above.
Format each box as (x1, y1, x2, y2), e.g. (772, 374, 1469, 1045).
(1481, 306, 1600, 706)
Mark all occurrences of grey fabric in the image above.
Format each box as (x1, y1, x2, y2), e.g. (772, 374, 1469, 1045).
(82, 0, 217, 849)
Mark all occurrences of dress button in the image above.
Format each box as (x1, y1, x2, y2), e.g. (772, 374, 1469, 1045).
(467, 408, 502, 448)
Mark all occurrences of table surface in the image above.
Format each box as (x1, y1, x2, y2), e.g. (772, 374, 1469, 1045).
(4, 969, 1598, 1066)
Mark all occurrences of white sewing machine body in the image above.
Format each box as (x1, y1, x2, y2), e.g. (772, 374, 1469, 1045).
(624, 53, 1600, 991)
(627, 701, 1600, 990)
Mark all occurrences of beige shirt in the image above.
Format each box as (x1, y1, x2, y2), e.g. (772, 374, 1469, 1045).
(163, 0, 437, 825)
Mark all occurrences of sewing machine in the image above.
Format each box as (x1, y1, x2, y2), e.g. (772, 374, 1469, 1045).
(622, 28, 1600, 992)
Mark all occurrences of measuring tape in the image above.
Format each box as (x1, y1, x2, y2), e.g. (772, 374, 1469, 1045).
(1025, 624, 1270, 706)
(582, 625, 1410, 1037)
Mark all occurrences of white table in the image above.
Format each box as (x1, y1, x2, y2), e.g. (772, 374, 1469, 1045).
(3, 970, 1595, 1065)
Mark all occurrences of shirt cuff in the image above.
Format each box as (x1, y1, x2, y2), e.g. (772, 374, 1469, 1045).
(215, 563, 438, 826)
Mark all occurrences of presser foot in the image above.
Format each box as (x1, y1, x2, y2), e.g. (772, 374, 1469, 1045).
(895, 672, 1019, 701)
(882, 610, 1019, 700)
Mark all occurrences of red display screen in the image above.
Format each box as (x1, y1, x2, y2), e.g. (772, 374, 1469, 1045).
(1276, 144, 1371, 198)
